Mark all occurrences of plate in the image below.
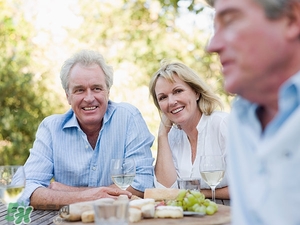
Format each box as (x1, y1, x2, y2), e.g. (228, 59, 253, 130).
(183, 211, 205, 217)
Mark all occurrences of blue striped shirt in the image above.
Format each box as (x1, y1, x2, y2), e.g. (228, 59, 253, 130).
(19, 101, 155, 205)
(228, 71, 300, 225)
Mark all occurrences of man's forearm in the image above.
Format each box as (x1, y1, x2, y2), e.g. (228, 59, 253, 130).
(30, 185, 133, 210)
(30, 187, 87, 210)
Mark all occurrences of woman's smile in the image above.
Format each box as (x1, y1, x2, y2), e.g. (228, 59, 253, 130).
(171, 106, 184, 114)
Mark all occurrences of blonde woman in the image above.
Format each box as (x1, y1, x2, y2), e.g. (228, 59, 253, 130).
(149, 61, 230, 200)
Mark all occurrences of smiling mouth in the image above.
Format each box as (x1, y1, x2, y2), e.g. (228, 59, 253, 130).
(171, 107, 184, 114)
(83, 106, 97, 111)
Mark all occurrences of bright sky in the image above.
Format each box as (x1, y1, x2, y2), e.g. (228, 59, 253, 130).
(23, 0, 82, 44)
(22, 0, 214, 44)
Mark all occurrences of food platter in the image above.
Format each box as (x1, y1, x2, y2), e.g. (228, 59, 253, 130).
(54, 204, 231, 225)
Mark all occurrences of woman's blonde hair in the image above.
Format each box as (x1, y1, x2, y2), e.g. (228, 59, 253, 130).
(149, 61, 223, 115)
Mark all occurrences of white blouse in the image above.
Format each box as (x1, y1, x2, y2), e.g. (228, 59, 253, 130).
(154, 111, 229, 189)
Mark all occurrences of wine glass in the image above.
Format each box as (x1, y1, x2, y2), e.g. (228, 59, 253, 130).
(110, 158, 136, 190)
(0, 165, 26, 206)
(199, 155, 225, 202)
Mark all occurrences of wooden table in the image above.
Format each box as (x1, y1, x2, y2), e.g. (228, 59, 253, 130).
(0, 202, 59, 225)
(0, 201, 231, 225)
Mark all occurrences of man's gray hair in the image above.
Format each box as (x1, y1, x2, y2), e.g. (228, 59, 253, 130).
(60, 49, 114, 93)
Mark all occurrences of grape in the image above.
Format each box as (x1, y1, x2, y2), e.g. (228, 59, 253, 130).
(166, 189, 218, 215)
(203, 199, 211, 207)
(196, 205, 206, 214)
(192, 203, 200, 211)
(206, 205, 216, 215)
(177, 189, 187, 201)
(190, 190, 202, 199)
(209, 201, 218, 212)
(186, 193, 197, 205)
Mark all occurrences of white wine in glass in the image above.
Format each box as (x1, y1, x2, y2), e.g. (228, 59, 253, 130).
(0, 166, 26, 206)
(110, 158, 135, 190)
(200, 155, 225, 202)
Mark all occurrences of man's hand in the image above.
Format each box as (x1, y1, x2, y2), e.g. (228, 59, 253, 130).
(30, 182, 133, 210)
(81, 186, 132, 200)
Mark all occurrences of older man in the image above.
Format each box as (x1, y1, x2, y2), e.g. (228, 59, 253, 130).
(207, 0, 300, 224)
(19, 50, 155, 209)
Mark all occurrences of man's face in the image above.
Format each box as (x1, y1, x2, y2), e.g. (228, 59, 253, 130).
(207, 0, 290, 100)
(66, 63, 109, 131)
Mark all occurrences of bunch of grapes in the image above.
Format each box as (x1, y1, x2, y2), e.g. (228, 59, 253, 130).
(166, 189, 218, 215)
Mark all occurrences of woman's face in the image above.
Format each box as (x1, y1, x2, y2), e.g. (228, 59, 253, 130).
(155, 75, 200, 127)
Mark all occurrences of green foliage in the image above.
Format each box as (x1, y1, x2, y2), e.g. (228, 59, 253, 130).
(0, 0, 65, 165)
(158, 0, 207, 14)
(0, 0, 232, 164)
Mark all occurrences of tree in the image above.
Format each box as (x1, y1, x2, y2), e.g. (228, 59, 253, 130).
(0, 0, 65, 165)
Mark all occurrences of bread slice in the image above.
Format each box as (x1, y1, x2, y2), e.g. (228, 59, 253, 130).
(144, 188, 180, 201)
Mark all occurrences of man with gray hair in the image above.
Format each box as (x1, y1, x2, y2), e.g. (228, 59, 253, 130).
(206, 0, 300, 224)
(19, 49, 155, 209)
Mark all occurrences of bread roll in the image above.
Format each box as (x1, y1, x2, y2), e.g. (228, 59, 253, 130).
(129, 208, 142, 222)
(129, 198, 155, 209)
(144, 188, 180, 201)
(154, 206, 183, 218)
(141, 203, 155, 218)
(81, 210, 94, 223)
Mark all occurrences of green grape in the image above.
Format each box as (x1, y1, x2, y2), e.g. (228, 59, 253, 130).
(206, 205, 216, 215)
(192, 203, 200, 212)
(177, 201, 183, 207)
(203, 199, 211, 207)
(209, 201, 218, 212)
(197, 198, 205, 205)
(195, 205, 206, 213)
(190, 190, 202, 198)
(176, 189, 187, 201)
(170, 189, 218, 215)
(186, 193, 197, 205)
(166, 199, 183, 208)
(183, 197, 193, 208)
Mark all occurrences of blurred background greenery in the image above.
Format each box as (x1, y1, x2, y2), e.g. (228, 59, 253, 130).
(0, 0, 232, 165)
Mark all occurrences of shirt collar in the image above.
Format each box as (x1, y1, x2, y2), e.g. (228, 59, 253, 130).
(279, 70, 300, 105)
(63, 100, 115, 130)
(233, 70, 300, 118)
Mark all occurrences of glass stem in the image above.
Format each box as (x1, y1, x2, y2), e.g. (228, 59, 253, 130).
(211, 186, 216, 202)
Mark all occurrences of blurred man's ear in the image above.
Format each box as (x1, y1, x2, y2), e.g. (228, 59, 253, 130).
(285, 2, 300, 40)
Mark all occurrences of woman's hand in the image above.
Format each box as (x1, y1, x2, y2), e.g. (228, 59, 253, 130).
(158, 114, 172, 136)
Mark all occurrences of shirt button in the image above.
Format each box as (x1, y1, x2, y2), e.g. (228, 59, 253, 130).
(92, 166, 96, 171)
(85, 145, 89, 149)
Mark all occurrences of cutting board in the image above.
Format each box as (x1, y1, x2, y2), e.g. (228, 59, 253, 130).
(54, 204, 231, 225)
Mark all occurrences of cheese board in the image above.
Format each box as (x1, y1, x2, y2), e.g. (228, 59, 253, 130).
(53, 204, 231, 225)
